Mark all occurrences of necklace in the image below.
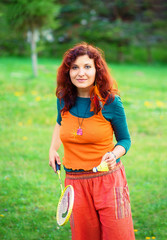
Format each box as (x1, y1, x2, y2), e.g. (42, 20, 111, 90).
(76, 101, 90, 136)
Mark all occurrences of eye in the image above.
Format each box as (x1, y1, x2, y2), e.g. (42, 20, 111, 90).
(71, 66, 78, 70)
(85, 65, 91, 69)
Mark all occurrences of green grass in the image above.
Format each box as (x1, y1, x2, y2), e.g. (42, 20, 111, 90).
(0, 57, 166, 240)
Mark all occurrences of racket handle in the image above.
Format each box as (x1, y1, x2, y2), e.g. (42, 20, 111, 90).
(56, 162, 61, 171)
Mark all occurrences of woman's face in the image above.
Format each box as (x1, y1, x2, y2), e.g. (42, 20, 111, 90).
(69, 55, 96, 97)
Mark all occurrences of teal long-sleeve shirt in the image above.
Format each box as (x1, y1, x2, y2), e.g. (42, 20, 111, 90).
(57, 95, 131, 158)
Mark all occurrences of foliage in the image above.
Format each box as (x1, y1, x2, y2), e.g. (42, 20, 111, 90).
(0, 0, 167, 63)
(0, 3, 28, 56)
(0, 0, 60, 60)
(4, 0, 60, 31)
(55, 0, 167, 62)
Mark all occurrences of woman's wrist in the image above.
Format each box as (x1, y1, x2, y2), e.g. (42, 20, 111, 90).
(110, 151, 117, 160)
(49, 146, 57, 153)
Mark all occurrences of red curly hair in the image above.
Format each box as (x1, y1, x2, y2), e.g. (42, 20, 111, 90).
(56, 42, 119, 114)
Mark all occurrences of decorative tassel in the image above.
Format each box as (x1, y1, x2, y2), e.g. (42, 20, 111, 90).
(90, 85, 106, 114)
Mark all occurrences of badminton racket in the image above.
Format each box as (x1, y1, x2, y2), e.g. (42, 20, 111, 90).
(56, 162, 74, 226)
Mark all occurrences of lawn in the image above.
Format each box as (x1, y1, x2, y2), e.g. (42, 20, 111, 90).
(0, 57, 166, 240)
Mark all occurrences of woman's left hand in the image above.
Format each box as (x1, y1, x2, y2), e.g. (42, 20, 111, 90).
(101, 152, 117, 170)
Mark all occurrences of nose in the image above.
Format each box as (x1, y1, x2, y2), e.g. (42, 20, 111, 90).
(78, 67, 85, 77)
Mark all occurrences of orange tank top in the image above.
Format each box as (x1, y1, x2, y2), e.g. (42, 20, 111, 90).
(60, 110, 115, 170)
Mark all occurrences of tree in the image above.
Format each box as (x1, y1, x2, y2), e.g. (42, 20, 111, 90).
(55, 0, 167, 63)
(4, 0, 60, 77)
(133, 1, 167, 63)
(56, 0, 137, 62)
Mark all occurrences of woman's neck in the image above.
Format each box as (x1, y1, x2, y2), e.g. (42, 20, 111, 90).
(77, 87, 91, 98)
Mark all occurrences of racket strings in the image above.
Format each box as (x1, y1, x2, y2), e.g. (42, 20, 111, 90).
(57, 186, 74, 226)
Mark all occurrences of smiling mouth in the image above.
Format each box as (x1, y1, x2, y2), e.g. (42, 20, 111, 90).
(77, 79, 87, 82)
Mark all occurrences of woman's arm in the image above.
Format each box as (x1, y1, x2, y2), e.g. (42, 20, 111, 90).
(49, 122, 62, 172)
(102, 95, 131, 170)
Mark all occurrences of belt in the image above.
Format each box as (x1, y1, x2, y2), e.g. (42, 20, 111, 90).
(66, 161, 123, 180)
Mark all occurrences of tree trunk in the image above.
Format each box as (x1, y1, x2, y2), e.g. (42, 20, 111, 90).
(30, 29, 38, 77)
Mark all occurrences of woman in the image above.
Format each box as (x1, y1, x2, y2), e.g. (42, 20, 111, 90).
(49, 42, 135, 240)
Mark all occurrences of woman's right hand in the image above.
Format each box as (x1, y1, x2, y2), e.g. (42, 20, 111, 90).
(49, 148, 61, 173)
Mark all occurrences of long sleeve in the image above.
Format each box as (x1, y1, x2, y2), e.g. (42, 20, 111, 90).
(102, 95, 131, 154)
(56, 98, 64, 125)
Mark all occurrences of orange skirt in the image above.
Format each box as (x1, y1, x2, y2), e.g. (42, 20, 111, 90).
(65, 162, 135, 240)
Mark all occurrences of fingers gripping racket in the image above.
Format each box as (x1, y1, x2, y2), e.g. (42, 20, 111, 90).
(56, 163, 74, 226)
